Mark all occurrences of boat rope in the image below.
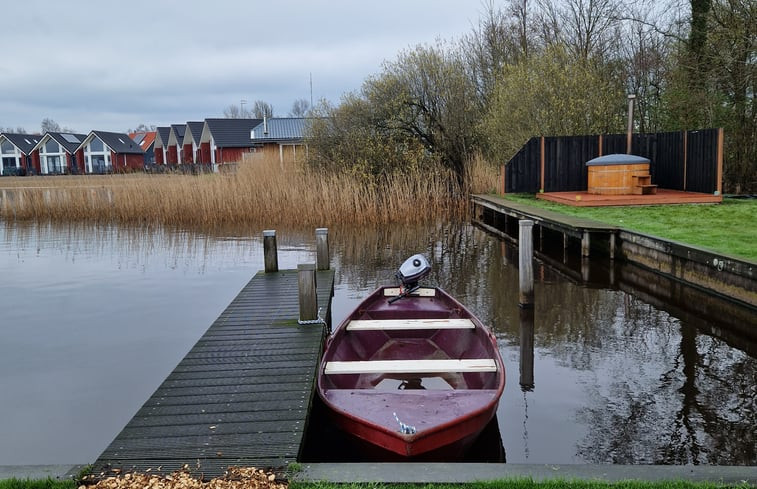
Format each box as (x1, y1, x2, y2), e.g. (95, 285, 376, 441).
(393, 412, 417, 435)
(297, 307, 326, 325)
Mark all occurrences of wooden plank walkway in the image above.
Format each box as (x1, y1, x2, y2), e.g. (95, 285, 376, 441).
(92, 269, 335, 478)
(537, 188, 722, 207)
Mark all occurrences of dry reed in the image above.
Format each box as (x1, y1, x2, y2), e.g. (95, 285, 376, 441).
(0, 154, 500, 228)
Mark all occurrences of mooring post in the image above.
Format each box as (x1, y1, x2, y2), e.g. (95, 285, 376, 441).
(298, 263, 318, 322)
(263, 230, 278, 273)
(316, 227, 330, 271)
(609, 233, 616, 260)
(519, 219, 534, 308)
(581, 231, 590, 257)
(519, 307, 535, 391)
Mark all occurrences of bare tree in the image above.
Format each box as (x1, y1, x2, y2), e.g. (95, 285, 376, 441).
(535, 0, 619, 60)
(0, 126, 27, 134)
(252, 100, 274, 119)
(289, 98, 311, 117)
(223, 104, 252, 118)
(461, 0, 534, 106)
(41, 118, 61, 133)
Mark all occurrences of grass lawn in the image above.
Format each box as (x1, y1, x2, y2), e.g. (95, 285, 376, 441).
(0, 480, 74, 489)
(1, 479, 749, 489)
(292, 481, 749, 489)
(500, 195, 757, 262)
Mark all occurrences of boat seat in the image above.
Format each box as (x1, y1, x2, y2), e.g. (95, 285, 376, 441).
(324, 359, 497, 375)
(383, 287, 436, 297)
(346, 318, 475, 331)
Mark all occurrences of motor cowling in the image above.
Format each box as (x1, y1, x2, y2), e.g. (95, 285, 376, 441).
(397, 254, 431, 288)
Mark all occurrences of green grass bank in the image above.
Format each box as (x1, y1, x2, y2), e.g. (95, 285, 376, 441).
(291, 481, 750, 489)
(500, 195, 757, 262)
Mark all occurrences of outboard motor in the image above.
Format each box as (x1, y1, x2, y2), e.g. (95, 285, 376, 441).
(390, 254, 431, 303)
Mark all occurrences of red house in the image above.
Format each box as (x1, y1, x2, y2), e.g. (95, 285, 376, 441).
(153, 127, 170, 165)
(0, 133, 42, 175)
(167, 124, 186, 165)
(182, 121, 204, 164)
(76, 131, 145, 173)
(32, 132, 87, 174)
(198, 118, 262, 168)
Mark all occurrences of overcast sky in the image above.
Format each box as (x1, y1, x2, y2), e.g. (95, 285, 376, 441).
(0, 0, 486, 134)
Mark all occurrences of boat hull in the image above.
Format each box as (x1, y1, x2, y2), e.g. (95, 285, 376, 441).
(317, 286, 505, 459)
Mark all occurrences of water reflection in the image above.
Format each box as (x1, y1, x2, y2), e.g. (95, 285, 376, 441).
(0, 220, 754, 466)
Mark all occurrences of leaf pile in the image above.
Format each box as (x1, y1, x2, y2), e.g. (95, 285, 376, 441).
(81, 467, 287, 489)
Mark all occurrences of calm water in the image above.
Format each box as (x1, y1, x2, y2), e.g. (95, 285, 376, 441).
(0, 221, 754, 466)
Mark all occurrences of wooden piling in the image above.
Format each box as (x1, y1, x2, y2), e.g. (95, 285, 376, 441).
(519, 307, 535, 390)
(298, 263, 318, 322)
(316, 228, 330, 271)
(519, 219, 534, 308)
(263, 230, 278, 273)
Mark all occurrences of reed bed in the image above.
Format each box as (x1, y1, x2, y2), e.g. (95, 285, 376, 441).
(0, 155, 499, 228)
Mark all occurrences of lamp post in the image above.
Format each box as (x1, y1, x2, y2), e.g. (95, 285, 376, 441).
(240, 99, 247, 118)
(626, 94, 636, 154)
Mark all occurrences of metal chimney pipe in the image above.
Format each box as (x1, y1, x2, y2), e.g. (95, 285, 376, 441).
(627, 94, 636, 154)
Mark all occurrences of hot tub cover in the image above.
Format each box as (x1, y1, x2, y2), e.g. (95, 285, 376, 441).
(586, 154, 651, 166)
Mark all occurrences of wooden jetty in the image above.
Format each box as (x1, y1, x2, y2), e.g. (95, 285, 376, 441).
(472, 194, 617, 257)
(92, 268, 335, 478)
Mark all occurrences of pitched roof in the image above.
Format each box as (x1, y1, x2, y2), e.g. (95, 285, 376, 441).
(155, 127, 171, 148)
(204, 118, 263, 147)
(250, 118, 307, 143)
(128, 132, 146, 144)
(1, 133, 43, 153)
(37, 132, 88, 154)
(138, 132, 156, 151)
(186, 121, 204, 144)
(80, 131, 145, 154)
(169, 124, 186, 144)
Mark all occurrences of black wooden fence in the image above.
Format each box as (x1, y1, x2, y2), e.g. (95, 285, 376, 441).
(502, 129, 722, 195)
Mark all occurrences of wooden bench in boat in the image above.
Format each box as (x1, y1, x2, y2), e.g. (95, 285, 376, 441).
(324, 358, 497, 375)
(383, 287, 436, 297)
(346, 318, 475, 331)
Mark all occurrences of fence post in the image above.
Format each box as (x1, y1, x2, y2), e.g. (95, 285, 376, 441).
(263, 230, 278, 273)
(316, 228, 330, 271)
(519, 220, 534, 308)
(298, 264, 318, 322)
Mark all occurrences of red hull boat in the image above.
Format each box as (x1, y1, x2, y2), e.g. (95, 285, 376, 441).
(317, 255, 505, 459)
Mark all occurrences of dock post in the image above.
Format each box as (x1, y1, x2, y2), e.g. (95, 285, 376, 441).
(519, 307, 535, 390)
(519, 219, 534, 308)
(316, 228, 330, 270)
(263, 230, 278, 273)
(609, 233, 616, 260)
(581, 231, 590, 257)
(298, 263, 318, 322)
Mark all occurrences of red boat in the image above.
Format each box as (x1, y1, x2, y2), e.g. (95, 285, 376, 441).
(317, 255, 505, 459)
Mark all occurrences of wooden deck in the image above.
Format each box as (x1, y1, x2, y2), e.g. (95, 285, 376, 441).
(92, 269, 335, 478)
(537, 188, 722, 207)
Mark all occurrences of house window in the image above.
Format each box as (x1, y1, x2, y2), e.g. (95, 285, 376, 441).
(39, 138, 67, 174)
(85, 137, 111, 174)
(1, 141, 15, 154)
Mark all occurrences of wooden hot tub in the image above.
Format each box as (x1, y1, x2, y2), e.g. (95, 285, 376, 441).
(587, 154, 654, 195)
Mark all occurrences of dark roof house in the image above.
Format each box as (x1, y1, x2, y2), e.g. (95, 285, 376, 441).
(0, 133, 42, 175)
(167, 124, 187, 164)
(32, 132, 88, 174)
(198, 118, 262, 166)
(76, 130, 145, 173)
(182, 121, 205, 164)
(154, 126, 171, 165)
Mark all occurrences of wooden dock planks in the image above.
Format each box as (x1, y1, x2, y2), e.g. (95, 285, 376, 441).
(92, 269, 335, 478)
